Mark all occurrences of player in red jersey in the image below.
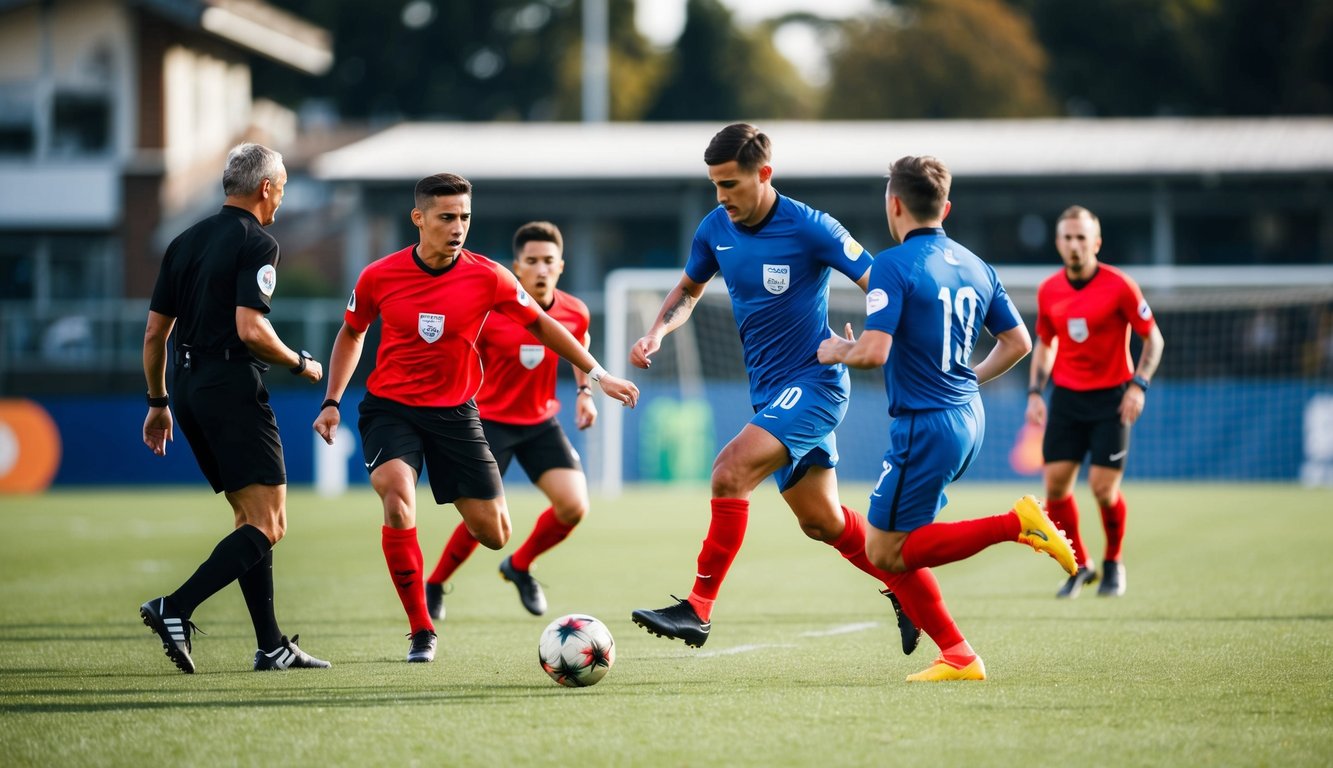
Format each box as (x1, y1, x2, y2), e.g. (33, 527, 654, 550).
(1025, 206, 1164, 598)
(423, 221, 596, 620)
(313, 175, 638, 663)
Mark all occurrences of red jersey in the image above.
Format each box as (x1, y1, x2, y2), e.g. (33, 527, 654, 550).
(475, 289, 591, 425)
(345, 246, 542, 407)
(1036, 263, 1156, 391)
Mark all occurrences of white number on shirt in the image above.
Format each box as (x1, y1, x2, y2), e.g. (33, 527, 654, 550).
(936, 286, 980, 373)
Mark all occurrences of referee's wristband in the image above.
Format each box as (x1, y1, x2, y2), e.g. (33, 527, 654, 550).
(1130, 375, 1150, 392)
(1027, 385, 1043, 396)
(320, 398, 340, 411)
(147, 393, 170, 408)
(589, 364, 607, 383)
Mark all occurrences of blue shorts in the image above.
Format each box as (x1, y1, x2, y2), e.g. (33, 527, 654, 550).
(751, 373, 848, 492)
(867, 396, 985, 533)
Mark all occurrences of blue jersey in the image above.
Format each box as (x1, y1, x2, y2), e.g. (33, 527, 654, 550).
(863, 228, 1022, 416)
(685, 194, 871, 407)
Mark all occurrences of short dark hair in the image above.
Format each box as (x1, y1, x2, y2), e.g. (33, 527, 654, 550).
(414, 173, 472, 211)
(513, 221, 563, 256)
(704, 123, 771, 171)
(888, 156, 951, 220)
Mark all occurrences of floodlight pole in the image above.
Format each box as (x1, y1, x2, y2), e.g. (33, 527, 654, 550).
(582, 0, 609, 122)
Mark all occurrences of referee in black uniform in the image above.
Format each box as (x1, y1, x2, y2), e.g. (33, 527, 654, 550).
(139, 142, 330, 674)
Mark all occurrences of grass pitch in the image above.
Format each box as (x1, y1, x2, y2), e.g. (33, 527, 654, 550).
(1, 483, 1330, 767)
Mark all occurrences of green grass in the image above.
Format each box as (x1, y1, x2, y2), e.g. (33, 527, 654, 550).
(1, 483, 1331, 767)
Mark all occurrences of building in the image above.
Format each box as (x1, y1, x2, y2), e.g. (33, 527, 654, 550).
(0, 0, 330, 377)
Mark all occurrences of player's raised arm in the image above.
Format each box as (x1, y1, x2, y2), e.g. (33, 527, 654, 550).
(525, 312, 639, 408)
(630, 273, 708, 369)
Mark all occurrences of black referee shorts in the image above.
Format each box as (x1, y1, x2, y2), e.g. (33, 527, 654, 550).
(1042, 384, 1131, 470)
(357, 393, 503, 504)
(482, 417, 582, 483)
(174, 356, 286, 493)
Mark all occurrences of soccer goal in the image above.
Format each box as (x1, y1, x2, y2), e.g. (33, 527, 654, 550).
(596, 266, 1333, 496)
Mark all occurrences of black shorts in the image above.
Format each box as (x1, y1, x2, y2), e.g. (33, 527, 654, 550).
(482, 417, 582, 483)
(357, 393, 502, 504)
(173, 355, 285, 493)
(1042, 384, 1131, 470)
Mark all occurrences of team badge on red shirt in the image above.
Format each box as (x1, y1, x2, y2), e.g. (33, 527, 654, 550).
(419, 313, 444, 343)
(1067, 317, 1089, 343)
(520, 344, 545, 370)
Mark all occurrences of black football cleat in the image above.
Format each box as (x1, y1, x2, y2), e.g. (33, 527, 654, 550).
(254, 634, 332, 671)
(1098, 560, 1126, 597)
(1056, 565, 1098, 599)
(499, 556, 547, 616)
(425, 581, 447, 621)
(631, 595, 710, 648)
(406, 629, 437, 663)
(881, 589, 922, 655)
(140, 597, 202, 674)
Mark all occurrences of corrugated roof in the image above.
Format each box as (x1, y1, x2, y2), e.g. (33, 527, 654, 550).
(313, 117, 1333, 182)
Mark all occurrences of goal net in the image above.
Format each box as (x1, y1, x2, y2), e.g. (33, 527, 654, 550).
(595, 266, 1333, 496)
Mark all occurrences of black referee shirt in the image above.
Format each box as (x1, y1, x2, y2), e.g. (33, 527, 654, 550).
(149, 206, 279, 353)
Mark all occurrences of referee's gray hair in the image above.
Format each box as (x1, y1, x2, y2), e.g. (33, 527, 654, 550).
(223, 143, 284, 196)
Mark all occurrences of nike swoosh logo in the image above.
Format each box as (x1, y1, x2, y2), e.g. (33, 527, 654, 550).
(716, 245, 734, 251)
(1109, 450, 1128, 461)
(695, 574, 712, 579)
(365, 448, 384, 469)
(1025, 528, 1049, 542)
(870, 491, 882, 497)
(762, 413, 778, 419)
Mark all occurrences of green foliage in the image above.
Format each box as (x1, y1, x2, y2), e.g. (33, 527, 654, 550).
(644, 0, 816, 120)
(1, 483, 1331, 766)
(823, 0, 1057, 119)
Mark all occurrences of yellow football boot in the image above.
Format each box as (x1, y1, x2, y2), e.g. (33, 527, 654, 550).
(1014, 495, 1077, 576)
(906, 656, 987, 682)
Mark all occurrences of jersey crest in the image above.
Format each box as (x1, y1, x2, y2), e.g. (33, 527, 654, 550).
(866, 288, 888, 315)
(519, 344, 545, 370)
(419, 313, 444, 343)
(763, 264, 790, 295)
(1067, 317, 1089, 343)
(256, 264, 276, 296)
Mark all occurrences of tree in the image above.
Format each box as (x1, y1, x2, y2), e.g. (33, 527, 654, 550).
(252, 0, 665, 121)
(643, 0, 816, 121)
(822, 0, 1056, 119)
(1021, 0, 1213, 116)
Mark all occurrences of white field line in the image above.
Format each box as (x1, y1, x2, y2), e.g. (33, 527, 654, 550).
(694, 622, 881, 658)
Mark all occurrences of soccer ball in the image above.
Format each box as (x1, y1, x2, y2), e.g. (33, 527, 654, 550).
(539, 613, 615, 687)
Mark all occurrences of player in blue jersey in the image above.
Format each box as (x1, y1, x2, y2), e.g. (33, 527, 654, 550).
(818, 155, 1077, 681)
(628, 123, 920, 653)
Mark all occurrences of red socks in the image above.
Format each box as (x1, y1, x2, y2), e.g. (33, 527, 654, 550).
(1101, 493, 1127, 562)
(427, 522, 480, 585)
(830, 506, 896, 587)
(899, 513, 1020, 570)
(1046, 495, 1089, 568)
(885, 567, 965, 652)
(382, 526, 432, 634)
(511, 507, 575, 572)
(688, 498, 749, 621)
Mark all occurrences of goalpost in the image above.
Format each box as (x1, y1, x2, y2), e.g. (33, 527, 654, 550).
(597, 266, 1333, 497)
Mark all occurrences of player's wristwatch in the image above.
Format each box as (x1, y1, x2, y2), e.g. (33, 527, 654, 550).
(1130, 374, 1150, 392)
(576, 385, 594, 397)
(291, 349, 313, 375)
(146, 393, 169, 407)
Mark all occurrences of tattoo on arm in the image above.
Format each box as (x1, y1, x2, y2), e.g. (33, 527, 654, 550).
(661, 293, 696, 327)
